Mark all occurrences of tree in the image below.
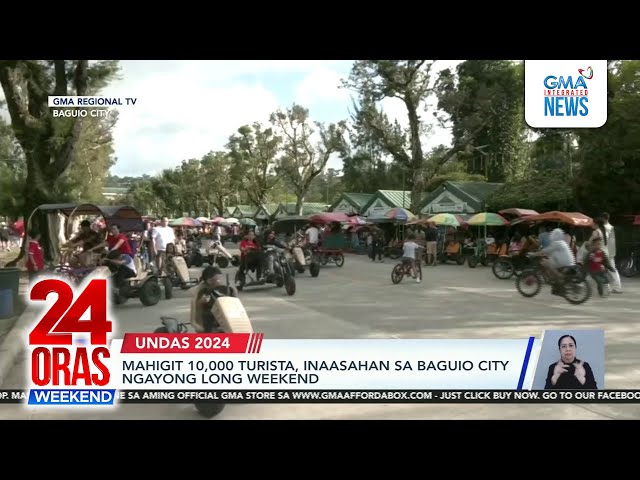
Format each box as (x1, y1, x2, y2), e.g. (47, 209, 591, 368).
(343, 61, 473, 213)
(435, 60, 527, 182)
(0, 116, 26, 218)
(200, 151, 236, 216)
(270, 104, 346, 215)
(573, 60, 640, 214)
(340, 95, 393, 193)
(64, 110, 119, 202)
(0, 60, 119, 264)
(227, 123, 281, 206)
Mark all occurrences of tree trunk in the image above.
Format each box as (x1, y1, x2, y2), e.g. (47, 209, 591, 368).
(6, 149, 56, 266)
(295, 195, 305, 216)
(406, 98, 426, 213)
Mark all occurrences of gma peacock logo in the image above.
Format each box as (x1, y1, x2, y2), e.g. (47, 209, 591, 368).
(525, 60, 607, 129)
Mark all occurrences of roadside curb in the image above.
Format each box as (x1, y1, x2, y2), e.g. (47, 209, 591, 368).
(0, 303, 35, 387)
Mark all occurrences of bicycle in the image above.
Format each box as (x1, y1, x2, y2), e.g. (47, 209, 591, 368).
(620, 248, 639, 278)
(391, 257, 423, 284)
(515, 254, 591, 305)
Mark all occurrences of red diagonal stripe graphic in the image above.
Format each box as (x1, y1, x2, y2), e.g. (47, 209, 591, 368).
(255, 333, 264, 353)
(251, 333, 260, 353)
(245, 333, 254, 354)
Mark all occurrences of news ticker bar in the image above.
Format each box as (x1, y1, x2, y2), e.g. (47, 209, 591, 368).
(3, 390, 640, 405)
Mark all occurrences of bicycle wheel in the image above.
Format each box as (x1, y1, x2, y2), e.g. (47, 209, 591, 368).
(492, 258, 514, 280)
(562, 278, 592, 305)
(620, 257, 636, 278)
(515, 269, 542, 297)
(391, 264, 404, 284)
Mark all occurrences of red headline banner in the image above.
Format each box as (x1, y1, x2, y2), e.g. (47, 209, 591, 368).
(120, 333, 264, 354)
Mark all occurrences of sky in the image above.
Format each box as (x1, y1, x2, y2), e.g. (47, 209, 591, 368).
(1, 60, 462, 177)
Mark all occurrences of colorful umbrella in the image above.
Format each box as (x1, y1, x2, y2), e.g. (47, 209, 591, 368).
(222, 217, 240, 224)
(467, 212, 509, 226)
(196, 217, 211, 224)
(428, 213, 460, 227)
(384, 207, 416, 221)
(169, 217, 202, 227)
(210, 216, 225, 223)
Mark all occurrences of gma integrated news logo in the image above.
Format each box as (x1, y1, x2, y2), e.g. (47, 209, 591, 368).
(27, 277, 116, 407)
(48, 95, 137, 119)
(525, 60, 607, 128)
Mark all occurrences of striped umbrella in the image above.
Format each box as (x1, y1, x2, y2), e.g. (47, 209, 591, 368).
(384, 207, 416, 222)
(467, 212, 509, 226)
(169, 217, 202, 227)
(428, 213, 460, 227)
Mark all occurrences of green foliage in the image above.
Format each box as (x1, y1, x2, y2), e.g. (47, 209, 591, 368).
(95, 59, 640, 221)
(435, 60, 527, 182)
(485, 174, 576, 212)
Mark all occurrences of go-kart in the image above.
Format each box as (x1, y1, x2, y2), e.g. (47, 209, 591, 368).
(205, 241, 240, 269)
(235, 245, 296, 296)
(153, 280, 249, 419)
(110, 255, 163, 306)
(162, 252, 199, 299)
(288, 237, 320, 277)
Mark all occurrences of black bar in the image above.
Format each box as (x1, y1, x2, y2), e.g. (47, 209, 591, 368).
(3, 389, 640, 404)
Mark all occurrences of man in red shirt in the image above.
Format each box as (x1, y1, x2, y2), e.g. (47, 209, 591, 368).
(105, 224, 133, 256)
(239, 230, 262, 279)
(27, 230, 45, 282)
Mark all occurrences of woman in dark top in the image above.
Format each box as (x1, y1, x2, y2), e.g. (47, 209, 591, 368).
(544, 334, 598, 389)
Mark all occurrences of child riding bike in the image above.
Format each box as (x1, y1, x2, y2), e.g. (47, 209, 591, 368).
(402, 233, 422, 283)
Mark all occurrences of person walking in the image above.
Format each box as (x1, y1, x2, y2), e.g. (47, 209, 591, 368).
(601, 212, 622, 293)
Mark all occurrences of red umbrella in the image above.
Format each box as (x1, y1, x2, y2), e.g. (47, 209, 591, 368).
(210, 216, 225, 224)
(309, 212, 351, 224)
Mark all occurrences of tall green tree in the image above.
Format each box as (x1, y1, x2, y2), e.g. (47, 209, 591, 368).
(0, 60, 119, 264)
(343, 61, 479, 212)
(435, 60, 527, 182)
(340, 95, 393, 193)
(227, 123, 281, 206)
(573, 60, 640, 214)
(0, 116, 26, 218)
(270, 104, 346, 214)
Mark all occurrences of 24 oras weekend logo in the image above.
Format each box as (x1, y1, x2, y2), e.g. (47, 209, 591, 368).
(27, 278, 116, 407)
(525, 60, 607, 129)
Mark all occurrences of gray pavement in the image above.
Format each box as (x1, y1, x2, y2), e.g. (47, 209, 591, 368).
(1, 253, 640, 420)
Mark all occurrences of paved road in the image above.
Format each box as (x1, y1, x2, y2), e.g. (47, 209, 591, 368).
(2, 254, 640, 420)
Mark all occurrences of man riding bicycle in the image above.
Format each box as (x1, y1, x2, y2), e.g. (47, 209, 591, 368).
(529, 228, 576, 294)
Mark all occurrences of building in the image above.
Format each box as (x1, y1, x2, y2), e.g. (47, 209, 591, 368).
(328, 193, 374, 214)
(416, 181, 504, 215)
(254, 203, 279, 221)
(359, 190, 414, 218)
(232, 205, 257, 218)
(102, 187, 129, 201)
(274, 202, 326, 219)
